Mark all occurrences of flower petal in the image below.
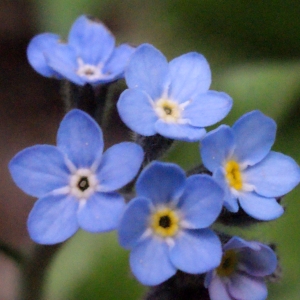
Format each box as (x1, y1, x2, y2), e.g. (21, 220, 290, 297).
(46, 43, 85, 85)
(213, 168, 239, 212)
(178, 175, 223, 228)
(244, 151, 300, 197)
(96, 142, 143, 192)
(239, 192, 284, 220)
(125, 44, 170, 99)
(168, 52, 211, 102)
(155, 120, 206, 142)
(130, 236, 176, 286)
(207, 274, 232, 300)
(68, 15, 115, 64)
(238, 242, 277, 276)
(77, 192, 125, 232)
(27, 33, 62, 77)
(27, 194, 79, 244)
(185, 91, 233, 127)
(201, 125, 235, 172)
(117, 89, 158, 136)
(57, 109, 104, 168)
(232, 110, 276, 165)
(170, 229, 222, 274)
(136, 162, 186, 206)
(228, 273, 268, 300)
(118, 197, 151, 249)
(9, 145, 69, 197)
(103, 44, 135, 79)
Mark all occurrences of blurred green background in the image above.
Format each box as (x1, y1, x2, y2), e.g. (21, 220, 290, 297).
(29, 1, 300, 299)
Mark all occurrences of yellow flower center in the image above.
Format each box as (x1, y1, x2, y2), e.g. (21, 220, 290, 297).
(150, 208, 180, 237)
(225, 160, 243, 190)
(154, 98, 181, 123)
(216, 249, 238, 277)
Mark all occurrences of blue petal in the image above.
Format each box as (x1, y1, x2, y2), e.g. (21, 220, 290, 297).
(213, 168, 239, 212)
(155, 120, 206, 141)
(244, 151, 300, 197)
(57, 109, 104, 168)
(9, 145, 69, 197)
(239, 192, 284, 220)
(200, 125, 235, 172)
(96, 142, 143, 192)
(232, 110, 276, 165)
(228, 273, 268, 300)
(178, 175, 223, 228)
(185, 91, 233, 127)
(136, 161, 186, 206)
(170, 229, 222, 274)
(224, 236, 253, 251)
(68, 15, 115, 65)
(130, 236, 176, 285)
(125, 44, 170, 100)
(118, 197, 151, 249)
(117, 89, 158, 136)
(168, 52, 211, 102)
(207, 275, 232, 300)
(27, 33, 62, 77)
(46, 43, 85, 85)
(238, 242, 277, 276)
(77, 192, 125, 232)
(103, 44, 135, 78)
(27, 194, 79, 244)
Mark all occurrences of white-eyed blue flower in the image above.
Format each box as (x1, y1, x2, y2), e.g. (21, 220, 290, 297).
(204, 236, 277, 300)
(201, 110, 300, 220)
(9, 109, 144, 244)
(118, 161, 223, 286)
(27, 15, 135, 85)
(117, 44, 233, 141)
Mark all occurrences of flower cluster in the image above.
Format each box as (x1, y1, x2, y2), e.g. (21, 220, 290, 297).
(9, 14, 300, 300)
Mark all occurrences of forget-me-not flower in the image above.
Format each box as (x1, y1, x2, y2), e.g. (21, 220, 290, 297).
(200, 110, 300, 220)
(118, 161, 223, 285)
(9, 109, 143, 244)
(117, 44, 233, 141)
(27, 15, 135, 86)
(204, 236, 277, 300)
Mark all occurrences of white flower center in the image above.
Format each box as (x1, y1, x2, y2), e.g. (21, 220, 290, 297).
(69, 168, 99, 200)
(76, 58, 107, 81)
(153, 98, 191, 124)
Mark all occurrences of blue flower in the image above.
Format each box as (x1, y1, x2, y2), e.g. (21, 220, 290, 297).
(204, 236, 277, 300)
(200, 110, 300, 220)
(117, 44, 233, 142)
(118, 161, 223, 285)
(9, 109, 144, 244)
(27, 15, 135, 86)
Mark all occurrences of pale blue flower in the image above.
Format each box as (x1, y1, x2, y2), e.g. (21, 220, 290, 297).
(27, 15, 135, 85)
(117, 44, 232, 141)
(118, 161, 223, 285)
(205, 236, 277, 300)
(9, 109, 143, 244)
(201, 110, 300, 220)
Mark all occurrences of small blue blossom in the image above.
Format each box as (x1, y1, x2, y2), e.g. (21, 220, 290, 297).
(117, 44, 233, 141)
(118, 161, 223, 286)
(200, 110, 300, 220)
(27, 15, 135, 86)
(204, 236, 277, 300)
(9, 109, 144, 244)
